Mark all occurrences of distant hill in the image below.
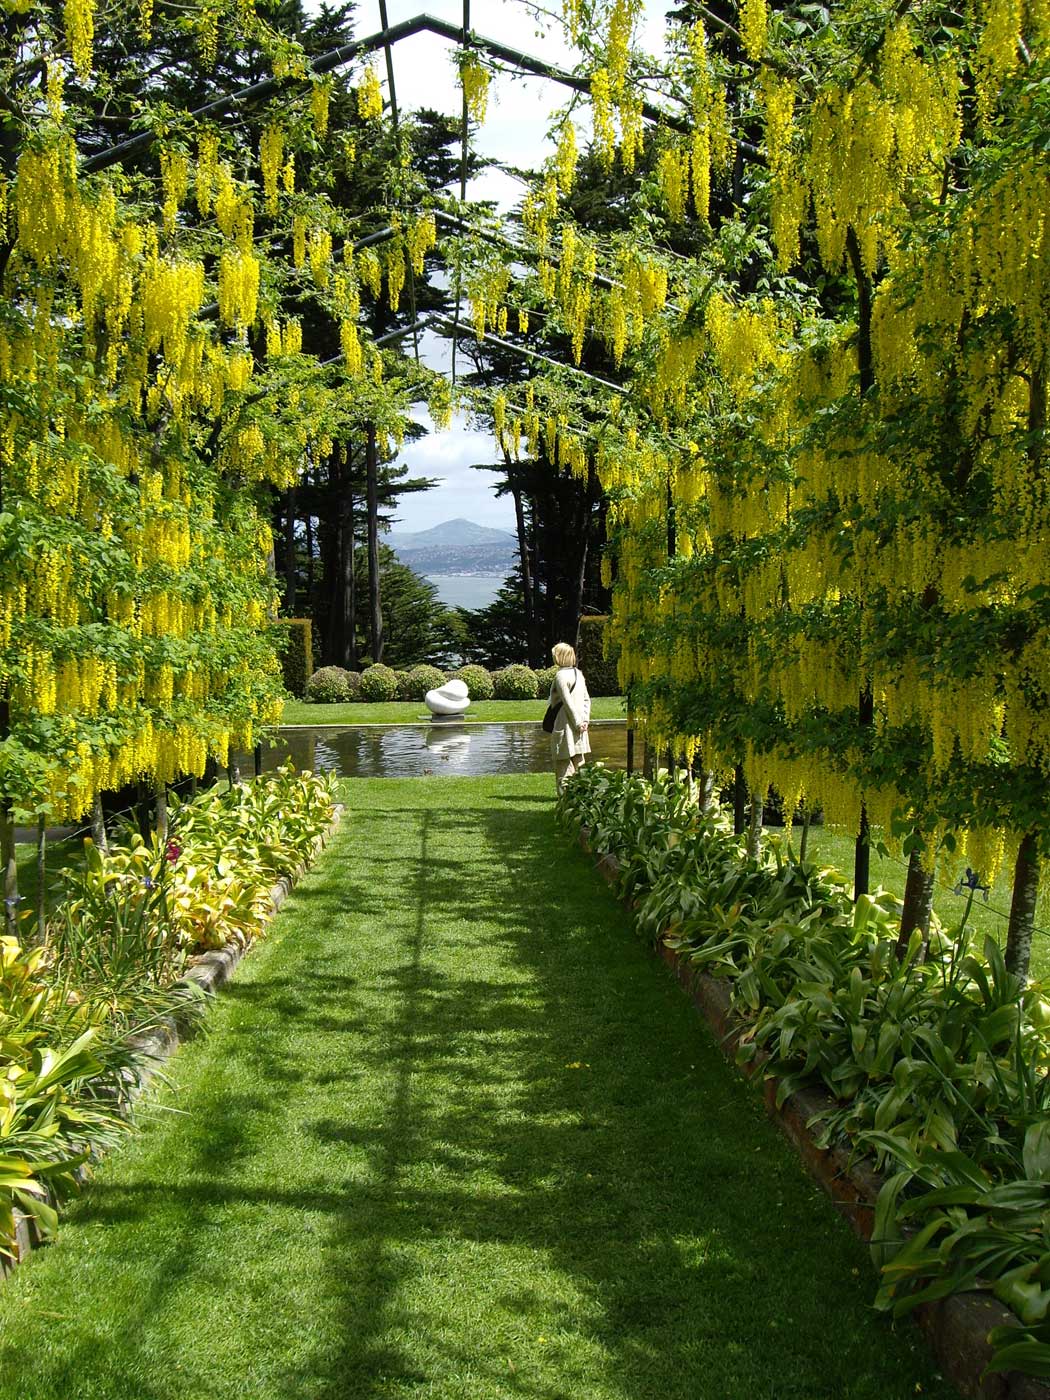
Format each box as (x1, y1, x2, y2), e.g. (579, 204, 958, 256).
(385, 518, 518, 578)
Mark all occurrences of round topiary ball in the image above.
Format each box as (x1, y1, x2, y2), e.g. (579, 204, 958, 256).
(401, 664, 446, 701)
(453, 664, 494, 701)
(305, 666, 353, 703)
(359, 663, 400, 702)
(534, 665, 558, 697)
(493, 664, 539, 700)
(394, 670, 413, 700)
(345, 671, 362, 697)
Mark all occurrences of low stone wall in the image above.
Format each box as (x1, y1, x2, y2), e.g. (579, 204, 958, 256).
(583, 830, 1049, 1400)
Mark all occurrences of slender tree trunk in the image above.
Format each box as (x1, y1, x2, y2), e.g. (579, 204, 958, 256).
(733, 764, 747, 836)
(854, 687, 874, 899)
(1006, 831, 1040, 980)
(366, 424, 383, 663)
(305, 502, 315, 603)
(642, 738, 654, 781)
(626, 705, 635, 777)
(846, 227, 875, 395)
(799, 807, 812, 861)
(571, 462, 597, 651)
(350, 490, 361, 669)
(154, 781, 168, 844)
(36, 815, 46, 945)
(320, 458, 339, 667)
(897, 845, 936, 960)
(345, 488, 358, 669)
(506, 456, 539, 667)
(747, 795, 764, 860)
(91, 791, 109, 852)
(283, 485, 297, 614)
(697, 770, 716, 814)
(1, 803, 16, 938)
(845, 228, 875, 899)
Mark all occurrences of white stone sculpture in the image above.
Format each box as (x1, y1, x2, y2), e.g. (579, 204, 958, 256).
(425, 678, 471, 717)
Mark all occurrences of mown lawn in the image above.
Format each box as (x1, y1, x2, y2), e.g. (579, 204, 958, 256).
(0, 775, 952, 1400)
(282, 695, 626, 725)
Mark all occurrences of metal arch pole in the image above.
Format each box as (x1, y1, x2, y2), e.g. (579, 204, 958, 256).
(81, 11, 727, 176)
(377, 0, 421, 364)
(450, 0, 471, 391)
(377, 0, 399, 128)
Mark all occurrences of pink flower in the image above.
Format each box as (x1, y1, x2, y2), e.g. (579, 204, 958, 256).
(165, 840, 181, 863)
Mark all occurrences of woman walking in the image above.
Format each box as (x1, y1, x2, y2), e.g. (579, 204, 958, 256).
(548, 641, 591, 792)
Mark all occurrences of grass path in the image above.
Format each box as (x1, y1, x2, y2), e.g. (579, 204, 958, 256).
(0, 776, 954, 1400)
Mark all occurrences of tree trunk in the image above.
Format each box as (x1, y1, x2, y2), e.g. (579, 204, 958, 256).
(799, 807, 812, 861)
(91, 791, 109, 853)
(570, 461, 597, 651)
(1, 803, 17, 938)
(846, 227, 875, 395)
(747, 795, 764, 860)
(340, 481, 357, 669)
(305, 501, 315, 603)
(897, 845, 936, 960)
(366, 424, 383, 664)
(283, 485, 297, 614)
(154, 781, 168, 844)
(733, 764, 747, 836)
(346, 487, 358, 669)
(854, 686, 874, 898)
(1006, 831, 1040, 980)
(36, 816, 46, 945)
(506, 455, 539, 667)
(697, 770, 716, 814)
(320, 458, 339, 667)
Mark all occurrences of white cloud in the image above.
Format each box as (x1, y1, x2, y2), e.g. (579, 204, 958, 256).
(363, 2, 669, 531)
(392, 409, 514, 533)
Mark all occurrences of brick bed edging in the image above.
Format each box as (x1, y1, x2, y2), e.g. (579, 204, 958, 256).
(584, 831, 1049, 1400)
(5, 803, 345, 1276)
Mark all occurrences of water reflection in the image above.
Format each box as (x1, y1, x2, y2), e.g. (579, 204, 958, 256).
(243, 721, 628, 780)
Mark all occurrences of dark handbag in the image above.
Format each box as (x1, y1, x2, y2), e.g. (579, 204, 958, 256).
(542, 670, 576, 733)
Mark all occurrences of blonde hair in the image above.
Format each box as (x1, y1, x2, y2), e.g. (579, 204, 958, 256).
(552, 642, 576, 668)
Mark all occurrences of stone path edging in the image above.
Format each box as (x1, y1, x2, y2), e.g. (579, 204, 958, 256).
(6, 804, 345, 1277)
(583, 830, 1048, 1400)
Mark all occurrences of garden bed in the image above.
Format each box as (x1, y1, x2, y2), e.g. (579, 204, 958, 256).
(582, 828, 1050, 1400)
(1, 774, 342, 1281)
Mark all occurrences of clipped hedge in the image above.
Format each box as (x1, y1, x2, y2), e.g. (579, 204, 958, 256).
(577, 615, 619, 697)
(534, 664, 558, 697)
(494, 664, 538, 700)
(276, 618, 313, 698)
(305, 666, 354, 703)
(453, 664, 494, 701)
(360, 664, 400, 702)
(399, 665, 446, 701)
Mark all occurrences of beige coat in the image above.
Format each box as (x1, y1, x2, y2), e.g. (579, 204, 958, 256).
(550, 666, 591, 759)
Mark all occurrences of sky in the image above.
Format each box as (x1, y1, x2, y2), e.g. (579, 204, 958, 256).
(366, 1, 668, 533)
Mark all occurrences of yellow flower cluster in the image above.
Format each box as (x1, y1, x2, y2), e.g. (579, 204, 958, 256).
(460, 55, 491, 123)
(357, 64, 383, 121)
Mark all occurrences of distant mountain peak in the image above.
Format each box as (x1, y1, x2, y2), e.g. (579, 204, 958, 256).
(385, 517, 518, 577)
(386, 518, 517, 551)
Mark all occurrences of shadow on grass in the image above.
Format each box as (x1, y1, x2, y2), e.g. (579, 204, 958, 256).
(280, 801, 951, 1399)
(0, 788, 956, 1400)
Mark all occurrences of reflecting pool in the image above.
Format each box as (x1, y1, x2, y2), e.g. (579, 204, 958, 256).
(244, 721, 628, 780)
